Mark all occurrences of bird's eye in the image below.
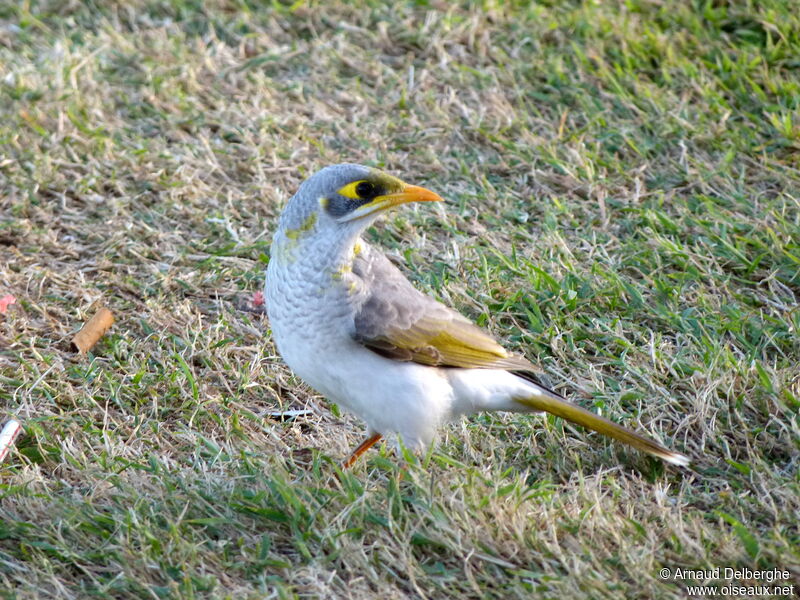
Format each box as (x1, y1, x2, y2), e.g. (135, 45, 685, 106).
(355, 181, 375, 198)
(336, 179, 381, 200)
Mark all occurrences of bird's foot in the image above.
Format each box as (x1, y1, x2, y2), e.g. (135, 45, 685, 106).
(343, 432, 383, 468)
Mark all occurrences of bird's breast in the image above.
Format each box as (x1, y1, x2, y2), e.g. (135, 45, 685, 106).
(264, 240, 366, 395)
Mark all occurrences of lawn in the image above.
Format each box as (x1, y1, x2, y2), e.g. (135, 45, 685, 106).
(1, 1, 799, 598)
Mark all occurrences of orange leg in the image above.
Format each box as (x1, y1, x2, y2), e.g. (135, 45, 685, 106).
(343, 432, 383, 468)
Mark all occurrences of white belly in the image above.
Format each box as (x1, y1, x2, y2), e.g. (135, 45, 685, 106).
(265, 253, 455, 449)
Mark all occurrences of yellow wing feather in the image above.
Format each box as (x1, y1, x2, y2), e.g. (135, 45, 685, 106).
(350, 244, 534, 370)
(360, 312, 534, 371)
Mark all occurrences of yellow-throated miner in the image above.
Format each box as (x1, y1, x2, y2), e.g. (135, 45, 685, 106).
(265, 164, 689, 467)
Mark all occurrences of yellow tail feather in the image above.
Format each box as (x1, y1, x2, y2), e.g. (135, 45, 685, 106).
(515, 394, 690, 466)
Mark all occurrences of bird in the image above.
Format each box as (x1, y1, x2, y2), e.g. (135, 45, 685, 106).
(265, 164, 689, 468)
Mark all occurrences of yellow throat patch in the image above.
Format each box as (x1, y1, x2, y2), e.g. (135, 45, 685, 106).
(275, 212, 317, 262)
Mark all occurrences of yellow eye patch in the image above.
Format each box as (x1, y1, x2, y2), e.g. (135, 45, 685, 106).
(337, 180, 377, 199)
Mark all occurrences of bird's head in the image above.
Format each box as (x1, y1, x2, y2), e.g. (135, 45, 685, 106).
(276, 164, 443, 245)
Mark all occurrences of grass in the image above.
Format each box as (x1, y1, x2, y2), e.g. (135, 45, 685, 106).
(1, 0, 799, 598)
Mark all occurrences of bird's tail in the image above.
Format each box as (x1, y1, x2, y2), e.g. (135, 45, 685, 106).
(514, 392, 690, 467)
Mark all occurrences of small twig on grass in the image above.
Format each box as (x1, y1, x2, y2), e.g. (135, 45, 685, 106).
(71, 307, 115, 353)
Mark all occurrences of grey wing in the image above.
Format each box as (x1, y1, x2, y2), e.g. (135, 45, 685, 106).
(349, 244, 537, 371)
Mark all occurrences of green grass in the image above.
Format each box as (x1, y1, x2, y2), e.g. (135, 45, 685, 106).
(1, 0, 799, 598)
